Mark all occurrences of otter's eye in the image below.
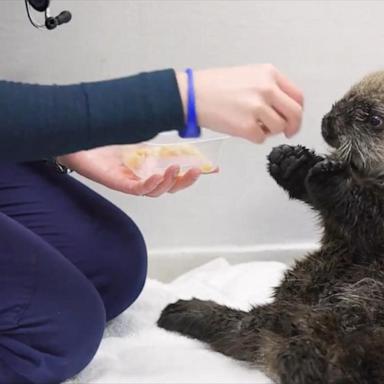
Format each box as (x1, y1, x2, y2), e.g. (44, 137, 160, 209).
(370, 115, 383, 127)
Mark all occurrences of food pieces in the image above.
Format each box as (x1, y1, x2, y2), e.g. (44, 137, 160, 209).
(122, 143, 216, 178)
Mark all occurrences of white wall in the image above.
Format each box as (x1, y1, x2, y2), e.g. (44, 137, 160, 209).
(0, 1, 382, 264)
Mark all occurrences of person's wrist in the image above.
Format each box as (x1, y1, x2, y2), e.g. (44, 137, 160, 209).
(190, 69, 214, 131)
(193, 70, 206, 127)
(44, 155, 71, 174)
(176, 69, 201, 137)
(56, 155, 67, 167)
(176, 71, 187, 123)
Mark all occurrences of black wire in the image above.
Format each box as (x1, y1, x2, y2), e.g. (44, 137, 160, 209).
(24, 0, 45, 29)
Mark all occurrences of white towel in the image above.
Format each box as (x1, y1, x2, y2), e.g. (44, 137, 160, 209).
(67, 258, 287, 384)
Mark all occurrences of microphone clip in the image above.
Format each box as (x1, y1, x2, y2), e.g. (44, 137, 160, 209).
(25, 0, 72, 30)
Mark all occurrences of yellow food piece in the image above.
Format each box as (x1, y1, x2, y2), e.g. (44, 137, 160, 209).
(122, 147, 150, 169)
(124, 154, 142, 169)
(156, 144, 201, 158)
(179, 144, 200, 156)
(158, 146, 180, 157)
(200, 163, 215, 173)
(123, 143, 212, 172)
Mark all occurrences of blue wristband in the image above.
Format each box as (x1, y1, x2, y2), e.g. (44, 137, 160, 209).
(179, 68, 201, 138)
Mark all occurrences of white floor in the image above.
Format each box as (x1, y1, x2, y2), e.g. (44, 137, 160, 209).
(66, 257, 295, 384)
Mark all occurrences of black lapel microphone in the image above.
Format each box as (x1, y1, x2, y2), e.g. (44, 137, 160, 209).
(25, 0, 72, 30)
(45, 10, 72, 30)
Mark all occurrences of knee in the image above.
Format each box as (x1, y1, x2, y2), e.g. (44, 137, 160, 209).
(50, 284, 106, 383)
(62, 288, 106, 380)
(3, 280, 107, 384)
(95, 212, 148, 320)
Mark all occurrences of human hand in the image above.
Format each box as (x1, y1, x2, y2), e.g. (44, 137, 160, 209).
(176, 64, 304, 143)
(57, 145, 202, 197)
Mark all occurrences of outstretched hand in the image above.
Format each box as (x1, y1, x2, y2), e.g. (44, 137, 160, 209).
(57, 145, 203, 197)
(177, 64, 304, 143)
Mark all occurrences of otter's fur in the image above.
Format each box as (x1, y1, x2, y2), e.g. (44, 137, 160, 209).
(158, 71, 384, 383)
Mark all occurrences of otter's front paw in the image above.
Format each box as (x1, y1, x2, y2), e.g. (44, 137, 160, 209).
(307, 159, 346, 180)
(158, 299, 216, 339)
(268, 145, 323, 200)
(306, 159, 348, 198)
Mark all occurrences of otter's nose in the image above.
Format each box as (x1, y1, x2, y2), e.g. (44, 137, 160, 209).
(321, 113, 339, 147)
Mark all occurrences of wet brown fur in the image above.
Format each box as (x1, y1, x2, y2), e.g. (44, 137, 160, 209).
(158, 72, 384, 383)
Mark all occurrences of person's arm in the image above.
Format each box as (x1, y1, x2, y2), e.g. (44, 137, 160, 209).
(0, 64, 303, 164)
(0, 69, 183, 161)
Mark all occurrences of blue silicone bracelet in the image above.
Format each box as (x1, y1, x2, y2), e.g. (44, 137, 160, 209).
(179, 68, 201, 138)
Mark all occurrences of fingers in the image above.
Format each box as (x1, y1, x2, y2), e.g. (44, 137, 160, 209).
(271, 86, 303, 138)
(144, 166, 203, 196)
(168, 168, 201, 193)
(275, 70, 304, 107)
(127, 173, 164, 195)
(256, 104, 286, 135)
(126, 166, 207, 197)
(245, 104, 288, 144)
(253, 68, 303, 140)
(145, 165, 180, 197)
(251, 85, 302, 141)
(245, 123, 267, 144)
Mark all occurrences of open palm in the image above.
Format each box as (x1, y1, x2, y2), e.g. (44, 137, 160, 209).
(57, 145, 203, 197)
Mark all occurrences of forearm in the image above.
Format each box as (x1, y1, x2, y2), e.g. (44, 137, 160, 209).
(0, 69, 184, 162)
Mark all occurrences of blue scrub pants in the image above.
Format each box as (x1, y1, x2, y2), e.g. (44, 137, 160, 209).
(0, 161, 147, 383)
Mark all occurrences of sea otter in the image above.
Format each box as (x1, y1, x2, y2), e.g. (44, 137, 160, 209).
(157, 71, 384, 384)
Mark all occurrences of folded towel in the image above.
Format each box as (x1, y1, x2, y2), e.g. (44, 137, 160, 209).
(66, 258, 287, 383)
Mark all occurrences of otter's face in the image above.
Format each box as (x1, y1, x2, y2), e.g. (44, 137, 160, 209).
(321, 90, 384, 173)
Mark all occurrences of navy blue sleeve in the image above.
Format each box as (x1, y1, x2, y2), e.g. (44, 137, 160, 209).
(0, 69, 185, 161)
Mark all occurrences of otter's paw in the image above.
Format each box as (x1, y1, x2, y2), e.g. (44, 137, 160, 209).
(308, 159, 346, 179)
(158, 298, 216, 339)
(267, 145, 323, 200)
(306, 159, 348, 198)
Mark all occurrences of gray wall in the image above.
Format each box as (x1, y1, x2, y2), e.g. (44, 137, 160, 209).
(0, 0, 381, 255)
